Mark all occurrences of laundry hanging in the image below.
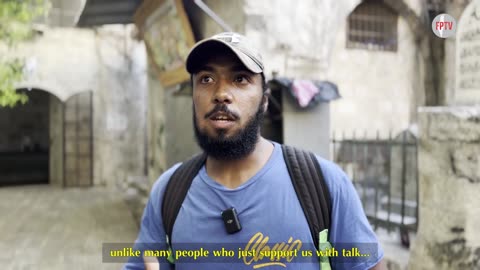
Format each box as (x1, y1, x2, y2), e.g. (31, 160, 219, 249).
(268, 77, 341, 109)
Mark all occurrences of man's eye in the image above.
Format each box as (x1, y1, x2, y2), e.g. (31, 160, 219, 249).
(234, 75, 248, 83)
(200, 76, 213, 83)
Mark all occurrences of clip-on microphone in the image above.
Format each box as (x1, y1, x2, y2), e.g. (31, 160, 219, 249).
(221, 207, 242, 234)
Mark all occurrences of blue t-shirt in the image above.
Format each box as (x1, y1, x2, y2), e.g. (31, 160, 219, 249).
(123, 142, 383, 270)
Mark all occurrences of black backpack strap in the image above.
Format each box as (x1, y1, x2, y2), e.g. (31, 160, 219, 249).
(281, 145, 332, 250)
(161, 152, 207, 256)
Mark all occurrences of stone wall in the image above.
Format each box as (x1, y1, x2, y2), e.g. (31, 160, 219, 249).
(328, 11, 421, 137)
(92, 25, 148, 190)
(146, 66, 168, 186)
(9, 28, 99, 102)
(243, 0, 424, 140)
(408, 106, 480, 269)
(164, 87, 201, 168)
(330, 0, 425, 137)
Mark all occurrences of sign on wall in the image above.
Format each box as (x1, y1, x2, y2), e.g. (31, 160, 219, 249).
(134, 0, 195, 88)
(455, 0, 480, 105)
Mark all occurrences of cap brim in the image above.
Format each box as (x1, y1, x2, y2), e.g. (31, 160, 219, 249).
(186, 39, 262, 74)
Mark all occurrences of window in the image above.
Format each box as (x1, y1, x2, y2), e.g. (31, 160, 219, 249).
(347, 0, 398, 52)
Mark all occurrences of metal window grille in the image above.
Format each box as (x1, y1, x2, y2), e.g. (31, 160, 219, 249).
(331, 130, 419, 242)
(347, 0, 398, 52)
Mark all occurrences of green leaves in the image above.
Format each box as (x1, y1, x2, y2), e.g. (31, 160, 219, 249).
(0, 0, 45, 44)
(0, 59, 28, 107)
(0, 89, 28, 107)
(0, 0, 47, 107)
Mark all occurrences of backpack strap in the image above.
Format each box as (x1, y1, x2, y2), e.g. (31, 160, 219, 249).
(161, 152, 207, 263)
(281, 145, 332, 249)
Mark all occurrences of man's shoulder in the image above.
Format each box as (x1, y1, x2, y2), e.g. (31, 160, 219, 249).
(280, 144, 346, 180)
(278, 143, 351, 195)
(150, 162, 183, 199)
(310, 155, 352, 200)
(314, 155, 348, 181)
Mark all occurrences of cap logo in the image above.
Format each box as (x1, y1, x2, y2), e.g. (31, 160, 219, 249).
(231, 35, 240, 43)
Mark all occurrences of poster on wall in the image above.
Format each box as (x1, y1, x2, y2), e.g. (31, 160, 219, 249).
(134, 0, 195, 88)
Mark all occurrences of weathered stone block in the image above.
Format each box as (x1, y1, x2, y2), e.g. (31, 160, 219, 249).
(418, 106, 480, 142)
(410, 106, 480, 270)
(417, 141, 464, 209)
(452, 145, 480, 183)
(410, 206, 480, 270)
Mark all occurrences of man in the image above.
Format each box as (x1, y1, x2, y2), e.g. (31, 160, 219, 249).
(123, 32, 385, 270)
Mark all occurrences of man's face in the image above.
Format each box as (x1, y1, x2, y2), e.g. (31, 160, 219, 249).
(192, 48, 266, 160)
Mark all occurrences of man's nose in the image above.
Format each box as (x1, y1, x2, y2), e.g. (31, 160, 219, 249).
(213, 81, 233, 104)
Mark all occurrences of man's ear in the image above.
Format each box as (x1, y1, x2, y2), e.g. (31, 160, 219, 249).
(262, 89, 271, 113)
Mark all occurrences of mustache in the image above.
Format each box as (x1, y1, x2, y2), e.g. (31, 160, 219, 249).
(204, 104, 239, 120)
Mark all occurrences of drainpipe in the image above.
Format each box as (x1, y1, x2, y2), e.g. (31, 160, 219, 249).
(193, 0, 233, 32)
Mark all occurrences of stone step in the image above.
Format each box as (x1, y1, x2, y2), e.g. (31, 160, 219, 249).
(379, 196, 417, 217)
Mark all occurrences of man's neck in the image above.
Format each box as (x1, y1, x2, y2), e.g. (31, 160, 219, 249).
(205, 137, 274, 189)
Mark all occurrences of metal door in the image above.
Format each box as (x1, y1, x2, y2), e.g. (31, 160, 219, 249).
(63, 92, 93, 187)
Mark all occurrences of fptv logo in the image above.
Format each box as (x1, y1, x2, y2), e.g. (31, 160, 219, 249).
(432, 13, 456, 38)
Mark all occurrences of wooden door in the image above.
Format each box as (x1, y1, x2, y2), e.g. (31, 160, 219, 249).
(63, 92, 93, 187)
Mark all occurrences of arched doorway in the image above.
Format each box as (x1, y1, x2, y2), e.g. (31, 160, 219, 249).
(0, 89, 54, 186)
(0, 89, 94, 187)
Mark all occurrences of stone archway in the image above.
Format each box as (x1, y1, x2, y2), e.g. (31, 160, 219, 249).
(0, 89, 60, 186)
(0, 88, 94, 187)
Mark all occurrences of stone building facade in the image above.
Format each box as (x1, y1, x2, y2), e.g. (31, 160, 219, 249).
(0, 25, 148, 190)
(144, 0, 432, 184)
(409, 106, 480, 270)
(408, 0, 480, 269)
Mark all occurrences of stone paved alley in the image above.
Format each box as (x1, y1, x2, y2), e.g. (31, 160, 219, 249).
(0, 185, 139, 270)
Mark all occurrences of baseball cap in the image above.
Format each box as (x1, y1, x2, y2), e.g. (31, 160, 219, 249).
(186, 32, 264, 74)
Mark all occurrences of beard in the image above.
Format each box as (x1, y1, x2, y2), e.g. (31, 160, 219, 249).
(193, 100, 265, 160)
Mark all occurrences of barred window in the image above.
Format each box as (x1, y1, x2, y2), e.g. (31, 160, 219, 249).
(347, 0, 398, 52)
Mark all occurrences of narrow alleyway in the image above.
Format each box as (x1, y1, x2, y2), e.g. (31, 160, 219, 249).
(0, 185, 139, 270)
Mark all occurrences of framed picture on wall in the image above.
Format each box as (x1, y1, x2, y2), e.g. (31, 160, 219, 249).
(134, 0, 195, 87)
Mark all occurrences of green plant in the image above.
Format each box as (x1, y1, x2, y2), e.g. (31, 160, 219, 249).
(0, 0, 47, 107)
